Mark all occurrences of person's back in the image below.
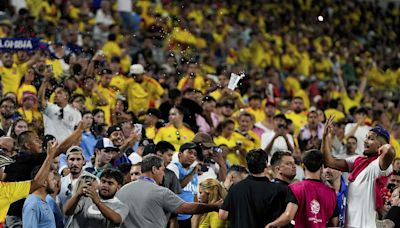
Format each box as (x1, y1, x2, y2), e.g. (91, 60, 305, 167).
(220, 149, 291, 228)
(290, 179, 337, 228)
(116, 179, 183, 228)
(225, 176, 289, 228)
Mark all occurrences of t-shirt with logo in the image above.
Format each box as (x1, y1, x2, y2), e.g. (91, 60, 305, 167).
(65, 196, 129, 228)
(289, 179, 337, 228)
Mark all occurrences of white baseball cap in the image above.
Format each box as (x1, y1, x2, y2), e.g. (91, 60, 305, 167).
(129, 64, 145, 75)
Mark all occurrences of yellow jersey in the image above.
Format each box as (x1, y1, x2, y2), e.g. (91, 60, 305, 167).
(0, 64, 23, 95)
(0, 181, 31, 223)
(154, 124, 195, 152)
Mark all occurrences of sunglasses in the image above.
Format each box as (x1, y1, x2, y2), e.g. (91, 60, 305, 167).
(65, 183, 72, 196)
(131, 172, 141, 176)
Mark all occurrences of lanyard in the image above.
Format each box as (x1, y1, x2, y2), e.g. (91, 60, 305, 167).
(139, 176, 156, 184)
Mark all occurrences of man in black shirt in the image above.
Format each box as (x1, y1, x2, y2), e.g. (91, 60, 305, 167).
(270, 151, 297, 185)
(219, 149, 295, 228)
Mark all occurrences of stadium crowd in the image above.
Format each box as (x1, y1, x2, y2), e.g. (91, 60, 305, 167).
(0, 0, 400, 227)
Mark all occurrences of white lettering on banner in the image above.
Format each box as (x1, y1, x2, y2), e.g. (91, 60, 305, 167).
(0, 39, 33, 49)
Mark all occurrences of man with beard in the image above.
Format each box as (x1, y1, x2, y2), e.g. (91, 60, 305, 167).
(285, 96, 308, 136)
(255, 100, 276, 134)
(22, 166, 59, 227)
(0, 52, 23, 95)
(322, 116, 395, 228)
(64, 169, 129, 228)
(0, 97, 21, 133)
(39, 73, 82, 143)
(59, 146, 93, 207)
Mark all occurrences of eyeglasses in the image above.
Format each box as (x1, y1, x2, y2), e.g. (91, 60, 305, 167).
(176, 130, 181, 141)
(131, 172, 141, 176)
(65, 183, 72, 196)
(58, 108, 64, 119)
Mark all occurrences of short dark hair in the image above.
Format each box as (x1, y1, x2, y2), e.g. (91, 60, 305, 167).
(246, 149, 268, 174)
(347, 136, 357, 142)
(117, 163, 132, 175)
(100, 168, 124, 186)
(302, 149, 324, 172)
(17, 130, 35, 147)
(141, 154, 163, 173)
(155, 141, 175, 154)
(270, 151, 293, 168)
(0, 97, 16, 107)
(228, 165, 248, 174)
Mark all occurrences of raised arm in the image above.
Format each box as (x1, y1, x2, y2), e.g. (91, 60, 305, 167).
(55, 120, 89, 157)
(30, 141, 58, 193)
(38, 77, 49, 110)
(336, 68, 347, 94)
(358, 71, 368, 96)
(321, 116, 349, 172)
(378, 144, 396, 171)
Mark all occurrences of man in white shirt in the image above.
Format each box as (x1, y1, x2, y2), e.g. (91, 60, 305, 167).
(261, 114, 295, 159)
(322, 116, 395, 228)
(344, 107, 371, 154)
(39, 79, 81, 143)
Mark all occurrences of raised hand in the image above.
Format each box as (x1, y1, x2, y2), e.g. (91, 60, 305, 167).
(47, 140, 58, 158)
(323, 115, 335, 138)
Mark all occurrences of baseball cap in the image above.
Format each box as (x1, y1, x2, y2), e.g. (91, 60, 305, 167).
(95, 138, 119, 151)
(179, 142, 198, 152)
(129, 64, 145, 75)
(370, 126, 390, 143)
(146, 108, 162, 119)
(66, 146, 84, 157)
(193, 132, 216, 148)
(107, 125, 122, 136)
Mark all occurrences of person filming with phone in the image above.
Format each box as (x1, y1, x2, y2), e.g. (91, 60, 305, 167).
(261, 114, 295, 159)
(63, 168, 129, 228)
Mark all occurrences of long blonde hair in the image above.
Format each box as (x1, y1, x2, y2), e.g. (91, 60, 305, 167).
(199, 178, 227, 204)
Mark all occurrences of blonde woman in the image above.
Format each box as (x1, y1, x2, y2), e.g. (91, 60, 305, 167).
(198, 178, 228, 228)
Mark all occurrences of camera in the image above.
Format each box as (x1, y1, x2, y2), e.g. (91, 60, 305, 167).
(200, 164, 209, 172)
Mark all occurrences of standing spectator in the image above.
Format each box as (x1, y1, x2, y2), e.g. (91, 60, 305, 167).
(39, 75, 82, 143)
(59, 146, 92, 207)
(219, 149, 295, 228)
(284, 96, 308, 136)
(64, 169, 129, 228)
(298, 110, 324, 152)
(322, 116, 395, 228)
(22, 168, 58, 228)
(117, 0, 135, 31)
(45, 172, 64, 228)
(144, 108, 162, 140)
(155, 106, 195, 151)
(167, 142, 200, 227)
(177, 62, 206, 93)
(196, 96, 220, 134)
(255, 101, 276, 134)
(125, 64, 164, 115)
(116, 154, 220, 228)
(245, 94, 266, 123)
(0, 141, 57, 225)
(8, 118, 28, 140)
(192, 132, 227, 182)
(0, 97, 21, 133)
(266, 149, 338, 228)
(153, 141, 181, 194)
(235, 111, 261, 152)
(197, 179, 227, 228)
(130, 162, 142, 182)
(86, 138, 119, 177)
(261, 114, 295, 158)
(323, 167, 348, 228)
(344, 107, 371, 154)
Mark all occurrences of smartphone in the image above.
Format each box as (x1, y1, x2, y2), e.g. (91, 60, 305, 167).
(212, 147, 222, 154)
(133, 123, 143, 134)
(46, 64, 53, 73)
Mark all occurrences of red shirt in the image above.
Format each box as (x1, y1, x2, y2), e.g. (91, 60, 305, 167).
(290, 179, 337, 228)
